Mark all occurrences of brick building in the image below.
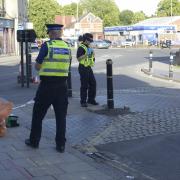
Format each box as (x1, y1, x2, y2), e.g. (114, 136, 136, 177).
(55, 12, 103, 40)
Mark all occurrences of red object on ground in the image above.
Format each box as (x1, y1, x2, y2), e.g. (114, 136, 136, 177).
(0, 98, 13, 137)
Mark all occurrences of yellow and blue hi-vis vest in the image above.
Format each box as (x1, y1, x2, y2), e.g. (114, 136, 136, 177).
(79, 44, 95, 67)
(39, 40, 70, 77)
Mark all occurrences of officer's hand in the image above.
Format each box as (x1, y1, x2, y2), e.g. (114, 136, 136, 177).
(78, 54, 88, 62)
(35, 63, 42, 71)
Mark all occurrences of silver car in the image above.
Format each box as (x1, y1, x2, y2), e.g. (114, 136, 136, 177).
(91, 40, 111, 49)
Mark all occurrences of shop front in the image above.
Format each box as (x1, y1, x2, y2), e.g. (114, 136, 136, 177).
(104, 25, 176, 44)
(0, 18, 14, 55)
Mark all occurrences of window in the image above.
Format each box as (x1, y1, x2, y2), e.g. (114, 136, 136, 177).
(87, 15, 94, 23)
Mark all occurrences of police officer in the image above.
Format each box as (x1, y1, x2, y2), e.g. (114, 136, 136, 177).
(78, 35, 83, 45)
(25, 24, 71, 153)
(76, 33, 98, 107)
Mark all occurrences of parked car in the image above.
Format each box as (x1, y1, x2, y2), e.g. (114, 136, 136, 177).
(30, 41, 39, 50)
(63, 39, 77, 47)
(121, 39, 135, 47)
(148, 40, 157, 46)
(103, 39, 112, 45)
(66, 39, 75, 47)
(91, 40, 111, 49)
(111, 40, 122, 47)
(160, 40, 171, 49)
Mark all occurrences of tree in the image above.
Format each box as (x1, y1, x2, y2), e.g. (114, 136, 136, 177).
(119, 10, 134, 25)
(62, 3, 83, 16)
(79, 0, 120, 26)
(156, 0, 180, 16)
(132, 11, 146, 24)
(28, 0, 62, 38)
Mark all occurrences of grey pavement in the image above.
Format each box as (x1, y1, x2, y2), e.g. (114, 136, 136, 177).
(1, 52, 180, 179)
(141, 60, 180, 82)
(0, 97, 116, 180)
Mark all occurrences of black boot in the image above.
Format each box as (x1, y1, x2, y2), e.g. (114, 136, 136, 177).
(56, 145, 65, 153)
(25, 139, 39, 148)
(87, 100, 99, 105)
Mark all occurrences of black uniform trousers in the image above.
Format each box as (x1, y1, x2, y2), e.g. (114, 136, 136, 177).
(29, 80, 68, 147)
(78, 64, 96, 104)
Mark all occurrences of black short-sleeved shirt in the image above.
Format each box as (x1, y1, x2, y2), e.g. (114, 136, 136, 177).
(76, 43, 88, 59)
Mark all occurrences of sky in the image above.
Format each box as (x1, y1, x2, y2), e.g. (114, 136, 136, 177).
(57, 0, 160, 16)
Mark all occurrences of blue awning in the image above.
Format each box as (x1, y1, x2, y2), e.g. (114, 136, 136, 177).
(104, 25, 176, 32)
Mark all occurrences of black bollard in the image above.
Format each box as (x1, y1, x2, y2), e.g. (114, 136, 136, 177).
(67, 69, 72, 97)
(106, 59, 114, 109)
(67, 53, 72, 97)
(20, 39, 24, 87)
(25, 31, 29, 88)
(28, 54, 32, 82)
(169, 52, 174, 79)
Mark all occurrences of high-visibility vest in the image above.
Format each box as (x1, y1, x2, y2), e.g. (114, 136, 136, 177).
(79, 44, 94, 67)
(39, 40, 70, 77)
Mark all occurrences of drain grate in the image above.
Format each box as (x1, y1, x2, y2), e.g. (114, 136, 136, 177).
(88, 105, 134, 116)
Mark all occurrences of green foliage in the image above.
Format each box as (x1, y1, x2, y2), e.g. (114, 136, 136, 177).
(79, 0, 120, 26)
(62, 3, 83, 16)
(157, 0, 180, 16)
(28, 0, 62, 38)
(132, 11, 146, 24)
(28, 0, 150, 36)
(119, 10, 134, 25)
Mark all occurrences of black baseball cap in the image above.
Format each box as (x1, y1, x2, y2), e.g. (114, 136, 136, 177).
(83, 33, 93, 42)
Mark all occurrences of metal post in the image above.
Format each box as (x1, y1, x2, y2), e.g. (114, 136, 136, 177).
(20, 40, 24, 87)
(149, 50, 153, 72)
(25, 31, 30, 88)
(169, 52, 174, 79)
(67, 66, 72, 97)
(68, 52, 72, 97)
(28, 54, 32, 82)
(106, 59, 114, 109)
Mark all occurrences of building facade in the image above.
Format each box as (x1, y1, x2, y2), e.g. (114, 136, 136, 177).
(0, 0, 28, 55)
(55, 12, 103, 40)
(104, 16, 180, 45)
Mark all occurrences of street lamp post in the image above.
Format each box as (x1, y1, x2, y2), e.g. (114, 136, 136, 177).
(171, 0, 172, 18)
(74, 0, 79, 48)
(76, 0, 79, 22)
(170, 0, 173, 45)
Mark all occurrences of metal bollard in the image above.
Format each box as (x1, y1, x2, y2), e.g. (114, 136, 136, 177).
(67, 55, 72, 97)
(106, 59, 114, 109)
(28, 54, 32, 81)
(20, 40, 24, 87)
(149, 50, 153, 72)
(67, 69, 72, 97)
(25, 31, 30, 88)
(169, 52, 174, 79)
